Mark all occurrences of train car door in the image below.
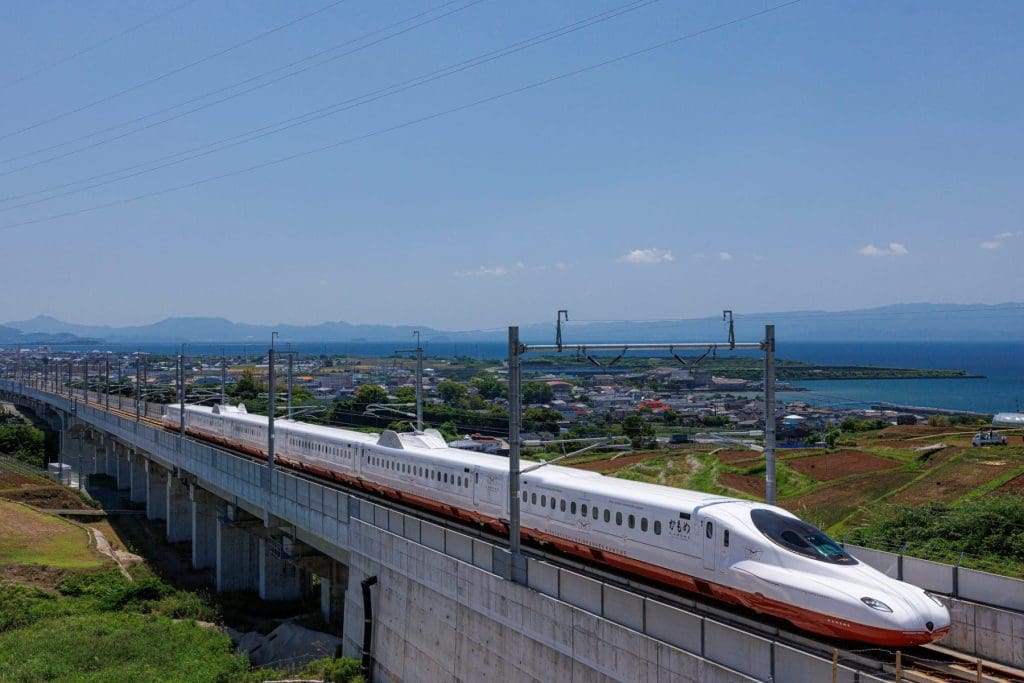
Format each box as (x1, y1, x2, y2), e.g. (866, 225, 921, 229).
(702, 517, 716, 570)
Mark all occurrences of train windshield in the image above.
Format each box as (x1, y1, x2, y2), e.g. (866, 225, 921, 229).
(750, 509, 857, 565)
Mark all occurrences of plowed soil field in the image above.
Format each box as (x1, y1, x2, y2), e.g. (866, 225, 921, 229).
(719, 473, 765, 497)
(783, 470, 919, 529)
(717, 450, 763, 464)
(998, 472, 1024, 494)
(787, 451, 900, 481)
(889, 457, 1023, 505)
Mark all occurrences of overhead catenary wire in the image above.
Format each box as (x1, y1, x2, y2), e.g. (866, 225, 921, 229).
(0, 0, 488, 175)
(0, 0, 660, 206)
(0, 0, 199, 92)
(0, 0, 353, 144)
(0, 0, 805, 233)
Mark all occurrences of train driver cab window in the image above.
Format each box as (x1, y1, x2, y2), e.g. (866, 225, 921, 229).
(750, 509, 857, 565)
(724, 530, 730, 547)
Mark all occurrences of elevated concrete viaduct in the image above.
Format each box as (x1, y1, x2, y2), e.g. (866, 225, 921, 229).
(4, 381, 1022, 682)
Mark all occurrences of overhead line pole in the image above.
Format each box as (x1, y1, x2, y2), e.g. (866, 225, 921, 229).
(506, 326, 776, 584)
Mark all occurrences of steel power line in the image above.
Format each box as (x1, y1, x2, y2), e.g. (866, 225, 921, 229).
(0, 0, 490, 176)
(0, 0, 660, 206)
(0, 0, 805, 233)
(0, 0, 353, 143)
(0, 0, 200, 92)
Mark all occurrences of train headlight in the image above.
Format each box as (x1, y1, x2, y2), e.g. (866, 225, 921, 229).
(860, 597, 893, 613)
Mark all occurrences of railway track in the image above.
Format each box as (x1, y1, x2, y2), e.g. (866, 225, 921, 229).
(45, 391, 1024, 683)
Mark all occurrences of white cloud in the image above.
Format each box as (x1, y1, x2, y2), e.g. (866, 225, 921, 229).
(752, 254, 764, 262)
(980, 230, 1021, 250)
(554, 261, 572, 270)
(514, 261, 526, 270)
(718, 251, 733, 261)
(620, 248, 675, 264)
(454, 265, 508, 277)
(692, 252, 706, 260)
(859, 242, 909, 257)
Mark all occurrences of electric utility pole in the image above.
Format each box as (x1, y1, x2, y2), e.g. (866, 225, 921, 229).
(178, 344, 186, 442)
(135, 353, 142, 422)
(266, 332, 278, 490)
(221, 348, 227, 405)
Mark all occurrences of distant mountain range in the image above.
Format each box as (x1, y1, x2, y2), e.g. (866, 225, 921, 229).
(4, 303, 1023, 345)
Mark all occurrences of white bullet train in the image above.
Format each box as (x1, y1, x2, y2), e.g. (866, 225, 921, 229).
(164, 403, 950, 646)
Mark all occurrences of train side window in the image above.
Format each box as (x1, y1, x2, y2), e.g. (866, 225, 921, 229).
(616, 512, 622, 526)
(641, 518, 648, 532)
(457, 476, 462, 487)
(593, 507, 599, 520)
(724, 530, 730, 547)
(540, 495, 546, 508)
(654, 520, 661, 535)
(531, 493, 537, 505)
(570, 502, 576, 515)
(706, 522, 714, 539)
(603, 509, 610, 523)
(560, 499, 566, 512)
(550, 497, 556, 510)
(522, 491, 527, 502)
(465, 478, 469, 489)
(628, 514, 635, 529)
(580, 504, 587, 516)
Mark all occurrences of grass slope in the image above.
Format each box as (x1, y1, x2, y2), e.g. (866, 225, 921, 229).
(0, 499, 103, 569)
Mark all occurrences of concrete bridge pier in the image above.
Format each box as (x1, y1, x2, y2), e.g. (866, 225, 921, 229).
(145, 461, 168, 521)
(129, 451, 146, 504)
(103, 438, 117, 477)
(319, 560, 348, 629)
(166, 474, 191, 543)
(216, 505, 259, 593)
(116, 443, 130, 490)
(190, 484, 219, 570)
(258, 535, 304, 601)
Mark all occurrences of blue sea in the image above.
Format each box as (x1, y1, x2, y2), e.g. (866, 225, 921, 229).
(56, 340, 1022, 415)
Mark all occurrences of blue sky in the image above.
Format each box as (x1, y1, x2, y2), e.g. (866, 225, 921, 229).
(0, 1, 1021, 329)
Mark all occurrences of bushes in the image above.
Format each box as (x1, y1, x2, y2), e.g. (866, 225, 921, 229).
(232, 656, 364, 682)
(846, 495, 1024, 576)
(0, 421, 46, 467)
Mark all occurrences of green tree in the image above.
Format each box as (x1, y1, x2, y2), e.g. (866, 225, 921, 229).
(228, 369, 263, 402)
(437, 380, 468, 406)
(621, 415, 655, 449)
(354, 384, 388, 406)
(394, 386, 417, 403)
(469, 373, 506, 400)
(522, 381, 553, 405)
(823, 426, 841, 449)
(523, 407, 562, 434)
